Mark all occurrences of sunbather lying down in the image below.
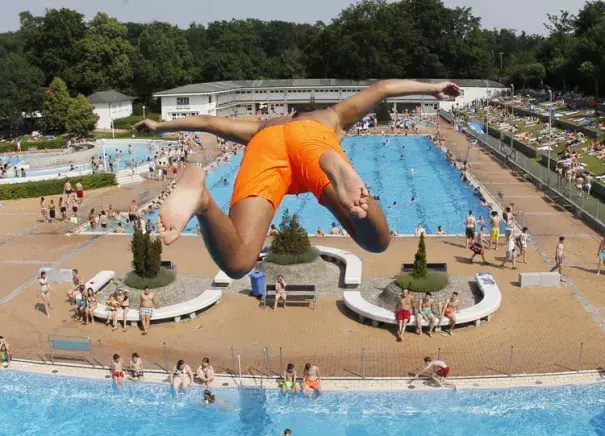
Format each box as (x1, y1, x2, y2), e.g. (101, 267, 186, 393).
(134, 79, 460, 279)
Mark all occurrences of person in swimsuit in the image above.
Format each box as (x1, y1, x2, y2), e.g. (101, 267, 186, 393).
(274, 275, 287, 310)
(99, 210, 108, 233)
(516, 226, 529, 264)
(282, 363, 299, 394)
(128, 352, 144, 380)
(105, 295, 121, 329)
(414, 357, 456, 390)
(40, 197, 48, 222)
(302, 363, 322, 398)
(68, 193, 78, 218)
(549, 236, 566, 278)
(441, 292, 460, 335)
(59, 197, 67, 220)
(489, 210, 501, 250)
(139, 288, 156, 335)
(64, 180, 72, 196)
(503, 206, 514, 238)
(84, 288, 97, 325)
(108, 204, 115, 219)
(0, 336, 11, 368)
(500, 229, 517, 270)
(110, 354, 125, 390)
(88, 208, 97, 230)
(416, 292, 437, 337)
(170, 360, 195, 397)
(464, 210, 476, 248)
(38, 271, 55, 318)
(470, 226, 489, 265)
(75, 182, 84, 202)
(118, 289, 130, 332)
(395, 288, 414, 342)
(598, 237, 605, 276)
(195, 357, 215, 387)
(48, 199, 56, 222)
(73, 283, 87, 321)
(133, 80, 460, 279)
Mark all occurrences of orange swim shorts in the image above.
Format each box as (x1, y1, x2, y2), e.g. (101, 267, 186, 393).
(230, 120, 349, 209)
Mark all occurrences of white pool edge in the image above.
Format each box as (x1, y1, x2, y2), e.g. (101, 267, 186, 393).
(5, 360, 604, 392)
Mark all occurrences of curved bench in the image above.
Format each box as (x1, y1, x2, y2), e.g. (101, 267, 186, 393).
(85, 271, 115, 293)
(213, 245, 362, 288)
(93, 289, 222, 324)
(343, 272, 501, 329)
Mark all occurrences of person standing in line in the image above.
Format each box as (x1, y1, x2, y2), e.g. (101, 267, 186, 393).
(40, 197, 48, 222)
(499, 229, 517, 270)
(516, 227, 529, 264)
(464, 210, 476, 248)
(489, 210, 501, 250)
(550, 236, 565, 277)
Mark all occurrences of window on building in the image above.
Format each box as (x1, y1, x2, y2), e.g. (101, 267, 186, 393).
(209, 95, 213, 103)
(176, 97, 190, 106)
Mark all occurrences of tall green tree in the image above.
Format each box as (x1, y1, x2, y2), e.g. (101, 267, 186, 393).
(66, 94, 98, 135)
(72, 13, 134, 95)
(0, 53, 44, 127)
(43, 77, 72, 133)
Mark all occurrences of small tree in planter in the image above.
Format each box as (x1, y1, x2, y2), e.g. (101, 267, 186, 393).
(266, 209, 318, 265)
(413, 234, 428, 279)
(125, 223, 174, 289)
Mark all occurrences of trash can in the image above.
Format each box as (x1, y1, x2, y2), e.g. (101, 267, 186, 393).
(249, 271, 266, 298)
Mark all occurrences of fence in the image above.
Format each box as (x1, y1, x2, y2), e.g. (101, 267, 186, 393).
(13, 337, 605, 380)
(440, 110, 605, 234)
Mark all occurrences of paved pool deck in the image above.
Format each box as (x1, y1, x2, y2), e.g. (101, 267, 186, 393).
(0, 121, 604, 381)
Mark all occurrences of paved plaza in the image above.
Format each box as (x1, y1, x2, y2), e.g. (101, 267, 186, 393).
(1, 120, 604, 380)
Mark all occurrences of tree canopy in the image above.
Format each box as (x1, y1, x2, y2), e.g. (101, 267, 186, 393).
(2, 0, 605, 130)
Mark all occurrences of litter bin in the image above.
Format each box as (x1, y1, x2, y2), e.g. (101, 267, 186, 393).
(249, 271, 266, 298)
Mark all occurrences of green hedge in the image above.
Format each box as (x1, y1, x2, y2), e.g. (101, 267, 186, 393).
(0, 173, 117, 200)
(395, 271, 449, 293)
(0, 137, 66, 153)
(112, 113, 161, 130)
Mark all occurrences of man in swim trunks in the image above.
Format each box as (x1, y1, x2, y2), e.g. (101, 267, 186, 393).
(133, 80, 460, 279)
(139, 288, 156, 335)
(441, 292, 460, 336)
(302, 362, 322, 398)
(489, 210, 501, 250)
(550, 236, 565, 277)
(111, 353, 125, 390)
(416, 292, 437, 337)
(414, 357, 456, 390)
(282, 362, 299, 394)
(464, 210, 476, 248)
(395, 288, 415, 342)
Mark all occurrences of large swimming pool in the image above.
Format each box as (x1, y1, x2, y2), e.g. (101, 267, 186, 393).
(1, 371, 604, 435)
(140, 135, 491, 235)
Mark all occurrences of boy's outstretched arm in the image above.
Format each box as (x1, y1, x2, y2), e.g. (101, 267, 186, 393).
(331, 80, 461, 132)
(132, 115, 263, 145)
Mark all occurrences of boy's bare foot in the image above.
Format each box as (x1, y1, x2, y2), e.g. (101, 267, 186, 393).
(157, 166, 209, 245)
(320, 151, 369, 219)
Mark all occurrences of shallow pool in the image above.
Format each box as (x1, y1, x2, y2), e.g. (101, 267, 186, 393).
(1, 371, 604, 435)
(98, 140, 167, 170)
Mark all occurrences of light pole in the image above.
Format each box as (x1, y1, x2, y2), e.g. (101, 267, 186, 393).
(548, 89, 553, 184)
(499, 52, 504, 84)
(110, 118, 115, 139)
(143, 105, 146, 119)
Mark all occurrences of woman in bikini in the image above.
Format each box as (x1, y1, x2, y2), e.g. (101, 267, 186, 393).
(58, 197, 67, 220)
(170, 360, 195, 397)
(282, 363, 299, 394)
(110, 354, 125, 390)
(302, 363, 323, 398)
(84, 288, 97, 325)
(274, 275, 287, 310)
(40, 197, 48, 222)
(105, 295, 121, 330)
(118, 289, 130, 332)
(38, 271, 55, 318)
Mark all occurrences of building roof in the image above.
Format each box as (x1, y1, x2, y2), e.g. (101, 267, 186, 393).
(87, 90, 134, 104)
(154, 78, 506, 96)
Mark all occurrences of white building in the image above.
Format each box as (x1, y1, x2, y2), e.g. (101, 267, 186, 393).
(86, 90, 134, 130)
(153, 79, 508, 120)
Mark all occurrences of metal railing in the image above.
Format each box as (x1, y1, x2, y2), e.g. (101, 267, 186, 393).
(440, 110, 605, 234)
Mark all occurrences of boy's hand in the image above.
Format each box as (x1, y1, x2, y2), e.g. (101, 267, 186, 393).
(433, 82, 461, 99)
(133, 119, 159, 132)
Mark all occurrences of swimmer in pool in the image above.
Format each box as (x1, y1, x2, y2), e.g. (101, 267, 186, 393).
(134, 80, 460, 279)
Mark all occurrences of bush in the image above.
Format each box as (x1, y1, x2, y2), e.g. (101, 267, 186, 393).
(0, 173, 116, 200)
(413, 234, 428, 279)
(130, 223, 163, 278)
(123, 268, 176, 290)
(113, 113, 161, 130)
(265, 247, 319, 265)
(0, 137, 66, 153)
(266, 209, 318, 265)
(395, 271, 449, 293)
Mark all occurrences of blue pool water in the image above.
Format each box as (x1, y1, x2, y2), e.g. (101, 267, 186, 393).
(1, 371, 605, 435)
(98, 140, 165, 170)
(141, 135, 494, 235)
